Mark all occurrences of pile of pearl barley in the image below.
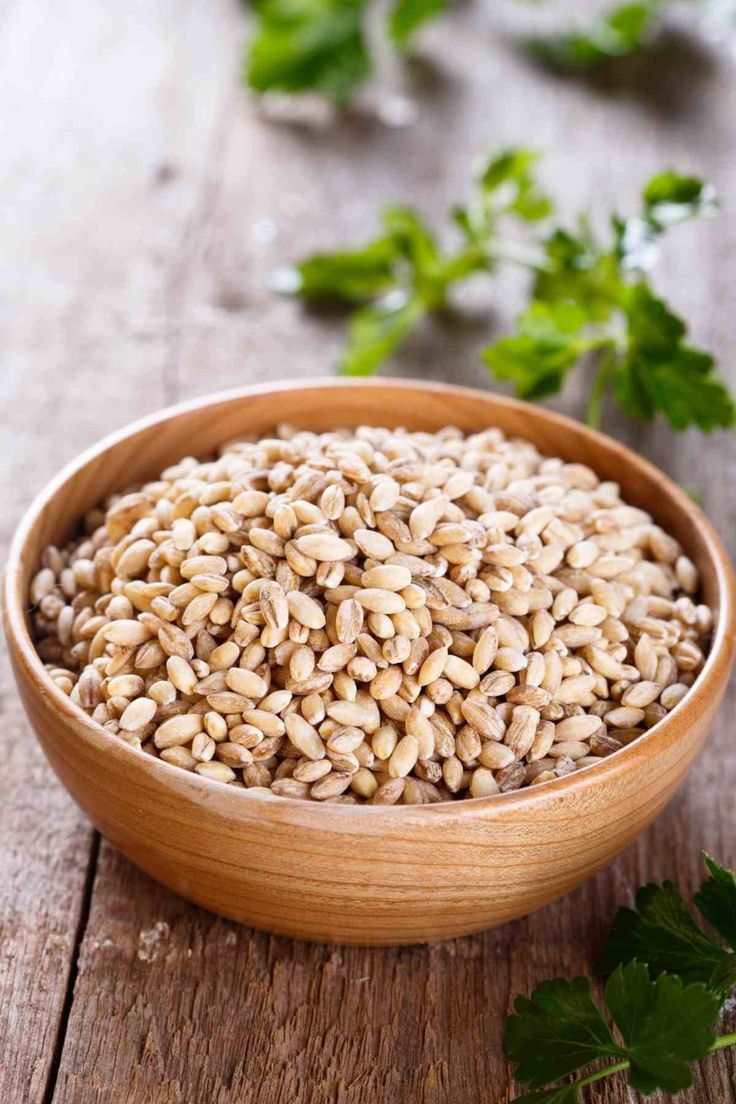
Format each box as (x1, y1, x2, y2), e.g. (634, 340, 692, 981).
(32, 424, 712, 806)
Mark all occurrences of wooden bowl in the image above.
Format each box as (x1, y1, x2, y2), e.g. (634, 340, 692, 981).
(4, 380, 735, 945)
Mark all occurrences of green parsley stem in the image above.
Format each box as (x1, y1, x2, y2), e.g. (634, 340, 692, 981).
(570, 1059, 630, 1090)
(483, 238, 552, 273)
(552, 1031, 736, 1099)
(585, 356, 611, 430)
(512, 1059, 631, 1101)
(712, 1032, 736, 1052)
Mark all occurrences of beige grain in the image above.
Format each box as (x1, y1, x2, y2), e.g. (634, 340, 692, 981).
(33, 422, 711, 803)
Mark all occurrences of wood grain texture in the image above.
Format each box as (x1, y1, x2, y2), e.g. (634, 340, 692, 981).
(1, 0, 735, 1102)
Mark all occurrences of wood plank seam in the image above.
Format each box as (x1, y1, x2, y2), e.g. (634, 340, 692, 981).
(42, 832, 100, 1104)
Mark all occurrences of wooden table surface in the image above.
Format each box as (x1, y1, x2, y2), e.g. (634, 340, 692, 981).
(2, 3, 735, 1102)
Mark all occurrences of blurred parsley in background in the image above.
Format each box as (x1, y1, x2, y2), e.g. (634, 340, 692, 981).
(244, 0, 447, 101)
(279, 151, 735, 434)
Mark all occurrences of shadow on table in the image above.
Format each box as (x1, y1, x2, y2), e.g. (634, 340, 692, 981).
(509, 27, 720, 121)
(246, 53, 459, 152)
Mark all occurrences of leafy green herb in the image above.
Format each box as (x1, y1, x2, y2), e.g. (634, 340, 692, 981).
(284, 149, 550, 374)
(605, 962, 720, 1094)
(243, 0, 447, 101)
(596, 878, 730, 986)
(643, 170, 719, 225)
(505, 977, 622, 1088)
(486, 170, 733, 431)
(597, 854, 736, 995)
(389, 0, 447, 50)
(469, 148, 553, 225)
(527, 0, 666, 71)
(294, 238, 397, 302)
(245, 0, 371, 102)
(695, 854, 736, 948)
(506, 853, 736, 1102)
(611, 284, 733, 432)
(525, 0, 736, 72)
(342, 293, 425, 376)
(614, 171, 718, 271)
(507, 963, 721, 1099)
(484, 301, 597, 402)
(282, 151, 734, 434)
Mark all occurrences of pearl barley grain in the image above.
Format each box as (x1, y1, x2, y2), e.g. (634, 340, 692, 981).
(32, 422, 712, 804)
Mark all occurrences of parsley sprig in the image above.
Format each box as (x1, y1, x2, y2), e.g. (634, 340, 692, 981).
(242, 1, 735, 100)
(527, 0, 667, 71)
(485, 170, 733, 431)
(506, 853, 736, 1102)
(284, 150, 550, 376)
(244, 0, 447, 102)
(281, 150, 735, 433)
(526, 0, 736, 72)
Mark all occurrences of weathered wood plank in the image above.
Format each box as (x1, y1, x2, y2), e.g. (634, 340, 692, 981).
(0, 1, 242, 1100)
(0, 705, 93, 1104)
(1, 1, 735, 1102)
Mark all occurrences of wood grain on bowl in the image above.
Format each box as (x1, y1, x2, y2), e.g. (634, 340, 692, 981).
(4, 380, 735, 944)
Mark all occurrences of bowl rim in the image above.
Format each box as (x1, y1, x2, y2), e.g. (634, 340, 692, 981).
(5, 376, 735, 818)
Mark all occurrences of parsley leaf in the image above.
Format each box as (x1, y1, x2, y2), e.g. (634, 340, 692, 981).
(534, 223, 622, 321)
(283, 156, 734, 435)
(245, 0, 371, 102)
(596, 878, 729, 987)
(478, 149, 553, 223)
(616, 173, 719, 271)
(285, 147, 551, 372)
(244, 0, 448, 101)
(292, 238, 398, 303)
(596, 854, 736, 996)
(605, 961, 720, 1094)
(389, 0, 447, 50)
(504, 977, 622, 1089)
(695, 854, 736, 949)
(483, 301, 597, 400)
(453, 150, 552, 256)
(382, 205, 448, 307)
(508, 854, 736, 1104)
(485, 169, 733, 432)
(643, 171, 719, 228)
(528, 0, 666, 72)
(707, 952, 736, 996)
(614, 284, 735, 431)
